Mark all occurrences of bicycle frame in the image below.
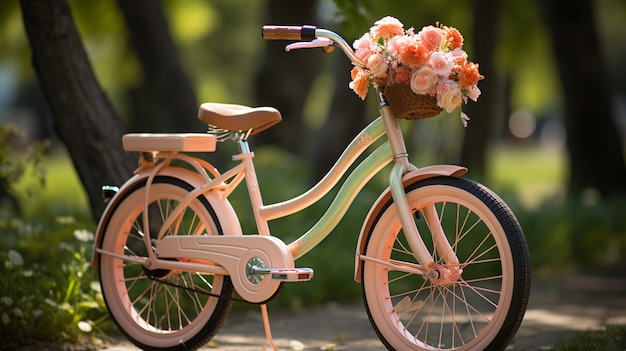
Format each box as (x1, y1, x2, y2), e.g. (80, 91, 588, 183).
(93, 94, 465, 282)
(139, 112, 391, 261)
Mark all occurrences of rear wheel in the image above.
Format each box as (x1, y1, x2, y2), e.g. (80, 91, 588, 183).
(362, 177, 530, 350)
(99, 176, 234, 351)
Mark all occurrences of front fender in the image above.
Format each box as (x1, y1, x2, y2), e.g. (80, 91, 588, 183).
(91, 167, 241, 268)
(353, 165, 467, 282)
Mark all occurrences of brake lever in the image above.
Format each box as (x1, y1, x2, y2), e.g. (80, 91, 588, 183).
(285, 38, 335, 52)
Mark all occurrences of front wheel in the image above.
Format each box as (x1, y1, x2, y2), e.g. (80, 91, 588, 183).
(362, 177, 530, 351)
(98, 176, 234, 351)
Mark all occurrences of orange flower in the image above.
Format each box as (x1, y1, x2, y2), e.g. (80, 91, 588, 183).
(370, 16, 404, 39)
(400, 43, 430, 68)
(350, 66, 362, 80)
(458, 62, 484, 88)
(445, 27, 464, 50)
(349, 67, 369, 100)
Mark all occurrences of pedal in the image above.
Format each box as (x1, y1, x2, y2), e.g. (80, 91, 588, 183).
(270, 268, 314, 282)
(248, 266, 314, 282)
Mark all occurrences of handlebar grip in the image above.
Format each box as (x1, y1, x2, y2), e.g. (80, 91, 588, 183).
(262, 25, 317, 41)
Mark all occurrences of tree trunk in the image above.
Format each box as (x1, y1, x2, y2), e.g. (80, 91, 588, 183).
(541, 0, 626, 198)
(459, 0, 502, 181)
(117, 0, 201, 133)
(21, 0, 135, 219)
(253, 0, 321, 154)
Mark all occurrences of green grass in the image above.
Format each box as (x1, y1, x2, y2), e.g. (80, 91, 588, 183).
(487, 143, 566, 209)
(547, 325, 626, 351)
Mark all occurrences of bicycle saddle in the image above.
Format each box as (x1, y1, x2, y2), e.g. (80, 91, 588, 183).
(198, 102, 282, 136)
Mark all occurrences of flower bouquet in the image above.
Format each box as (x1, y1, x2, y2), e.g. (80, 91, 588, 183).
(349, 16, 483, 124)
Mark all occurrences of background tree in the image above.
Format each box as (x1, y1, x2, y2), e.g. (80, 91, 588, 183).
(253, 0, 322, 154)
(20, 0, 135, 219)
(459, 0, 502, 180)
(541, 0, 626, 198)
(117, 0, 201, 133)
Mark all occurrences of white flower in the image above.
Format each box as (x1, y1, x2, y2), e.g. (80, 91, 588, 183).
(77, 320, 93, 332)
(2, 313, 9, 325)
(90, 281, 102, 293)
(1, 296, 13, 306)
(32, 309, 43, 318)
(437, 85, 463, 112)
(13, 307, 23, 318)
(73, 229, 94, 242)
(7, 250, 24, 267)
(289, 340, 305, 351)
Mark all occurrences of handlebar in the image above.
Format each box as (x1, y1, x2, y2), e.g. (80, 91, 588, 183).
(261, 25, 365, 68)
(261, 25, 317, 41)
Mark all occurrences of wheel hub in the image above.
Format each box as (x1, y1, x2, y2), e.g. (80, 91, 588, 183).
(425, 265, 463, 286)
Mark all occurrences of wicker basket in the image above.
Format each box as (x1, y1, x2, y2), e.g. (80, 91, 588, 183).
(382, 83, 443, 120)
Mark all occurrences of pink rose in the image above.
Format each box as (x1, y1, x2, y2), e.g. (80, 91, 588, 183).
(367, 54, 388, 77)
(394, 68, 411, 84)
(419, 25, 444, 51)
(387, 35, 409, 58)
(437, 85, 463, 112)
(467, 85, 481, 102)
(353, 34, 374, 61)
(410, 66, 437, 95)
(450, 48, 468, 64)
(370, 16, 404, 39)
(429, 52, 452, 77)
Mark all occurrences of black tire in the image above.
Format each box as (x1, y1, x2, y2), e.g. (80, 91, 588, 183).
(361, 176, 530, 351)
(98, 176, 234, 351)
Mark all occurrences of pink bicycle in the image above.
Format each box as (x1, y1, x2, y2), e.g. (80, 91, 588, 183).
(91, 22, 530, 351)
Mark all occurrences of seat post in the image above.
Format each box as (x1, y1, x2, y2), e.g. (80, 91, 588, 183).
(238, 139, 251, 154)
(233, 138, 271, 236)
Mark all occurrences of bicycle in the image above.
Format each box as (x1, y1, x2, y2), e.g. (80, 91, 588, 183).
(91, 23, 530, 351)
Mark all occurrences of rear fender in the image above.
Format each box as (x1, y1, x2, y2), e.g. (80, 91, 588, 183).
(353, 165, 467, 282)
(91, 167, 241, 267)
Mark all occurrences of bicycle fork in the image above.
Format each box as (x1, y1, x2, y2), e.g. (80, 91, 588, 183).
(381, 103, 462, 283)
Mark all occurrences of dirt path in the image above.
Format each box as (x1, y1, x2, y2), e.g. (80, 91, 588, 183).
(100, 268, 626, 351)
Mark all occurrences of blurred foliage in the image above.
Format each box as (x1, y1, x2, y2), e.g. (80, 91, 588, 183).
(0, 0, 623, 127)
(0, 220, 105, 347)
(519, 195, 626, 275)
(0, 124, 48, 219)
